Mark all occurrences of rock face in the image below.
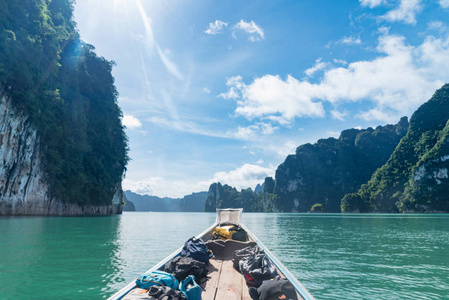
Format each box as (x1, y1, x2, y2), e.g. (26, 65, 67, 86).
(0, 94, 122, 215)
(270, 117, 409, 212)
(344, 84, 449, 213)
(178, 192, 208, 212)
(204, 182, 266, 212)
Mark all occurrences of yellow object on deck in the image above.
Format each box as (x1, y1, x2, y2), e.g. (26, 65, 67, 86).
(213, 225, 248, 241)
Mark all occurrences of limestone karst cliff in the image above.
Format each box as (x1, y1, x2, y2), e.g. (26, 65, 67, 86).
(0, 93, 123, 215)
(205, 85, 449, 213)
(0, 0, 128, 215)
(343, 84, 449, 213)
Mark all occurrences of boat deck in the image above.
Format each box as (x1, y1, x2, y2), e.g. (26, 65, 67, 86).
(202, 258, 252, 300)
(202, 239, 304, 300)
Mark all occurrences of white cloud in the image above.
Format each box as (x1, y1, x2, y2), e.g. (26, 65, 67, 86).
(274, 140, 300, 158)
(221, 32, 449, 123)
(259, 122, 279, 135)
(428, 21, 444, 30)
(360, 0, 385, 8)
(338, 36, 362, 45)
(148, 116, 277, 141)
(333, 59, 348, 65)
(134, 0, 154, 50)
(123, 177, 211, 198)
(123, 177, 157, 195)
(230, 125, 259, 140)
(205, 164, 275, 191)
(221, 74, 325, 124)
(305, 58, 328, 77)
(202, 88, 211, 94)
(428, 21, 449, 34)
(233, 20, 264, 42)
(205, 20, 228, 35)
(148, 116, 227, 138)
(383, 0, 423, 25)
(331, 110, 348, 121)
(124, 164, 276, 197)
(122, 115, 142, 129)
(327, 131, 341, 138)
(439, 0, 449, 8)
(156, 44, 184, 81)
(219, 75, 245, 99)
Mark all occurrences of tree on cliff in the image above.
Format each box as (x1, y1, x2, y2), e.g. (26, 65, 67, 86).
(343, 84, 449, 213)
(0, 0, 129, 206)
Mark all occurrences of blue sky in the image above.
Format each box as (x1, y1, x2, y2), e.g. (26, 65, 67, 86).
(74, 0, 449, 198)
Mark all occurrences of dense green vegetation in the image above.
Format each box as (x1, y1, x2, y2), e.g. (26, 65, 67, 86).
(205, 120, 409, 212)
(343, 84, 449, 212)
(204, 182, 265, 212)
(204, 181, 283, 212)
(206, 85, 449, 213)
(270, 118, 408, 212)
(0, 0, 128, 205)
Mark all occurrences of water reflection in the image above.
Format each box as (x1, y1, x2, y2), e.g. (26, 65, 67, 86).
(1, 213, 448, 299)
(0, 215, 122, 299)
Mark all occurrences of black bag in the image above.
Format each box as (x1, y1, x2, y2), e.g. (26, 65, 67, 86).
(239, 254, 278, 287)
(230, 226, 248, 241)
(232, 245, 262, 270)
(180, 237, 211, 263)
(163, 256, 208, 282)
(147, 285, 187, 300)
(248, 276, 298, 300)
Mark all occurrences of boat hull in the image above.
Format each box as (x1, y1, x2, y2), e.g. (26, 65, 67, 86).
(108, 210, 314, 300)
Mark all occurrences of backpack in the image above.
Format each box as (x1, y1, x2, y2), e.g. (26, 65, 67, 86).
(163, 256, 208, 282)
(232, 245, 262, 270)
(147, 285, 187, 300)
(248, 277, 298, 300)
(136, 270, 179, 290)
(180, 237, 211, 263)
(213, 225, 248, 241)
(179, 275, 202, 300)
(239, 254, 278, 287)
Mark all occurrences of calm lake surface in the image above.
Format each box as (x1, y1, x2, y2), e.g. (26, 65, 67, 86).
(0, 213, 448, 299)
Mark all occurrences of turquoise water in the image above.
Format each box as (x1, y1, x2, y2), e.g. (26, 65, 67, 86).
(0, 213, 448, 299)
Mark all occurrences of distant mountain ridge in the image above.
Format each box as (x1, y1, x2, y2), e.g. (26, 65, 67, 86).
(204, 84, 449, 213)
(124, 190, 207, 212)
(205, 118, 409, 212)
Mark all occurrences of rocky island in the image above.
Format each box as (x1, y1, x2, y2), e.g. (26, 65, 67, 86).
(0, 0, 128, 215)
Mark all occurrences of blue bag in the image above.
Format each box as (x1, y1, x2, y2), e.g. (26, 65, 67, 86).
(180, 237, 210, 263)
(179, 275, 202, 300)
(136, 270, 179, 290)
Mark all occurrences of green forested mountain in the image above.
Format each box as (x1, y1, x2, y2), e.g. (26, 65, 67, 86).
(204, 182, 274, 212)
(343, 84, 449, 213)
(179, 191, 209, 212)
(205, 118, 410, 212)
(270, 118, 409, 212)
(0, 0, 128, 205)
(206, 85, 449, 213)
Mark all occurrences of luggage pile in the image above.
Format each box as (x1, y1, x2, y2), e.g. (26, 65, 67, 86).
(124, 237, 210, 300)
(213, 224, 248, 241)
(232, 246, 298, 300)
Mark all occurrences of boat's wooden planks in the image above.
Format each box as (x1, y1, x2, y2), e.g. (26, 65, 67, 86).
(214, 260, 252, 300)
(240, 274, 252, 300)
(201, 258, 222, 299)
